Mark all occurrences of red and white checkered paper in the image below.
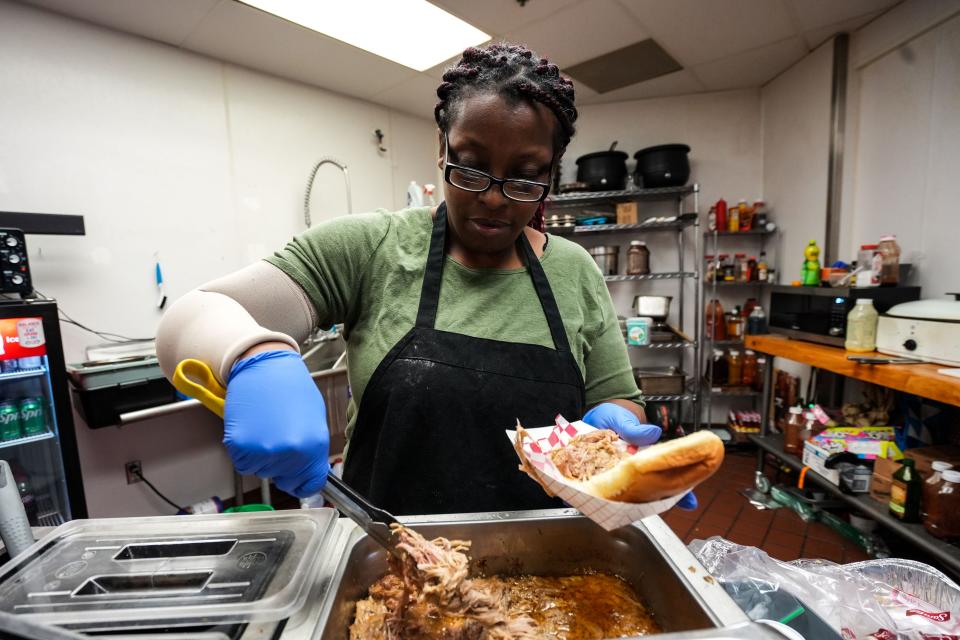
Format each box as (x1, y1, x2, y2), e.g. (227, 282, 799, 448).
(506, 415, 683, 531)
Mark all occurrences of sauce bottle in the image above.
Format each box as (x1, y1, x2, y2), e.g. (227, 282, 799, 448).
(726, 349, 742, 386)
(741, 350, 758, 388)
(757, 251, 769, 282)
(715, 198, 727, 232)
(845, 299, 879, 352)
(925, 469, 960, 540)
(783, 406, 805, 456)
(890, 458, 923, 522)
(728, 202, 740, 232)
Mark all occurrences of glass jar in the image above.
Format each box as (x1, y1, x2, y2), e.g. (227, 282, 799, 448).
(845, 299, 879, 352)
(626, 240, 650, 275)
(710, 349, 728, 385)
(747, 305, 768, 335)
(922, 461, 954, 534)
(735, 253, 749, 282)
(925, 469, 960, 540)
(878, 235, 901, 285)
(726, 349, 743, 386)
(784, 406, 805, 456)
(721, 254, 735, 281)
(753, 355, 767, 391)
(742, 350, 758, 388)
(725, 309, 744, 340)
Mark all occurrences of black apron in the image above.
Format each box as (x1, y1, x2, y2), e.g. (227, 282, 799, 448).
(342, 203, 586, 515)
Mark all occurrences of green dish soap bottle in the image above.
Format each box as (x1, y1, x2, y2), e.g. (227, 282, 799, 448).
(890, 458, 922, 522)
(802, 240, 821, 286)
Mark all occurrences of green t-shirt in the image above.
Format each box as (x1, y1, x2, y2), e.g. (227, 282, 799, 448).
(266, 207, 642, 437)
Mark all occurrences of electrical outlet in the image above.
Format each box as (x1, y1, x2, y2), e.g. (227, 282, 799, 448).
(125, 460, 143, 484)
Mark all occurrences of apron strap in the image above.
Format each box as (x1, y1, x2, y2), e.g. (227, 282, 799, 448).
(417, 203, 572, 355)
(415, 202, 449, 328)
(517, 231, 573, 354)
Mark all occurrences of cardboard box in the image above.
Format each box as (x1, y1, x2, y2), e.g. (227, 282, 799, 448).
(809, 426, 902, 460)
(616, 202, 638, 225)
(904, 444, 960, 479)
(802, 440, 841, 486)
(869, 456, 901, 503)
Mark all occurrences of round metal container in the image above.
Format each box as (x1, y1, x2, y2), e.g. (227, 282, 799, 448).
(588, 245, 620, 275)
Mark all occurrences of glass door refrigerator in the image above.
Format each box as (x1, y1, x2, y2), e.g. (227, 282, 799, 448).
(0, 299, 85, 525)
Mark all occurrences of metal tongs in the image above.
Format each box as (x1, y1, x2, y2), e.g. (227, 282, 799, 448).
(171, 358, 405, 560)
(321, 474, 404, 560)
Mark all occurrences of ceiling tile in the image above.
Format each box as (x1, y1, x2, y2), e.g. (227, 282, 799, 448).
(424, 53, 464, 81)
(429, 0, 582, 35)
(505, 0, 648, 68)
(19, 0, 220, 45)
(579, 69, 706, 105)
(369, 74, 441, 119)
(691, 36, 807, 91)
(619, 0, 797, 66)
(182, 0, 415, 99)
(801, 10, 883, 49)
(785, 0, 900, 32)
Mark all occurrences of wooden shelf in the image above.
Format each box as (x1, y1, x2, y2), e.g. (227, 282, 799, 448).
(745, 334, 960, 407)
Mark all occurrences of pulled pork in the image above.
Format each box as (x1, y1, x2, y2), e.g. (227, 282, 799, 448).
(549, 429, 628, 481)
(348, 524, 538, 640)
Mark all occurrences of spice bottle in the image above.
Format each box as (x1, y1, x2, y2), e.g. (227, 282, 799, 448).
(922, 461, 954, 534)
(626, 240, 650, 275)
(784, 406, 805, 456)
(845, 299, 879, 352)
(925, 469, 960, 540)
(890, 458, 923, 523)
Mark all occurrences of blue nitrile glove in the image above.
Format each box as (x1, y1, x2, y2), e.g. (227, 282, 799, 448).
(224, 350, 329, 498)
(582, 402, 698, 511)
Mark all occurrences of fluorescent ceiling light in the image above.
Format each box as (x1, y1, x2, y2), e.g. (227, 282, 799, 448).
(237, 0, 490, 72)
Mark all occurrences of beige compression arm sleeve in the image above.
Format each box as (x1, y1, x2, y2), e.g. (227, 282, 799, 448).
(156, 261, 318, 385)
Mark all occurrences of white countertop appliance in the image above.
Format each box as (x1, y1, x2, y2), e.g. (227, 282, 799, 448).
(877, 296, 960, 366)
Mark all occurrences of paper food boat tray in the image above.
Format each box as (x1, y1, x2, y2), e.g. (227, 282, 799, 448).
(507, 416, 683, 531)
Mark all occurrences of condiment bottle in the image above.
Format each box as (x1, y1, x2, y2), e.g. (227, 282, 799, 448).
(738, 199, 753, 231)
(728, 202, 740, 232)
(784, 406, 805, 456)
(715, 198, 727, 231)
(747, 305, 768, 335)
(877, 235, 901, 285)
(706, 299, 727, 340)
(626, 240, 650, 275)
(725, 307, 744, 340)
(705, 254, 716, 283)
(710, 349, 728, 385)
(757, 251, 769, 282)
(726, 349, 742, 386)
(721, 254, 734, 281)
(922, 461, 954, 533)
(925, 469, 960, 540)
(708, 206, 717, 232)
(742, 350, 758, 388)
(747, 256, 757, 281)
(735, 253, 749, 282)
(845, 299, 879, 352)
(890, 458, 923, 523)
(753, 355, 767, 391)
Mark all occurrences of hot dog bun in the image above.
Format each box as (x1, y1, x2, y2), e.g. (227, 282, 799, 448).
(578, 431, 724, 502)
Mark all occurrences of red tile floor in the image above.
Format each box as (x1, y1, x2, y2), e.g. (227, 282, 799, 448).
(661, 449, 873, 564)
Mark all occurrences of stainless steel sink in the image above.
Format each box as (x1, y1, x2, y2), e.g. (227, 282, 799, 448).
(308, 509, 751, 639)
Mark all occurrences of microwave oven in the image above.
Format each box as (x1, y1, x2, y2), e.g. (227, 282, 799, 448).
(768, 285, 921, 346)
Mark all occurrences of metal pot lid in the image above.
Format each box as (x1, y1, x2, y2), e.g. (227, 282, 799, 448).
(576, 150, 628, 163)
(633, 144, 691, 158)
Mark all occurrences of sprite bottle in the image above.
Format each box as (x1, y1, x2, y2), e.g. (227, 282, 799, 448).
(0, 402, 21, 440)
(20, 398, 45, 436)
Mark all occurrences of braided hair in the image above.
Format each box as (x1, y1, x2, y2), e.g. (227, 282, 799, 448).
(435, 43, 578, 232)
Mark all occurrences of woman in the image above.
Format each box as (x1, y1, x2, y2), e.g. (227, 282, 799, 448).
(157, 43, 695, 515)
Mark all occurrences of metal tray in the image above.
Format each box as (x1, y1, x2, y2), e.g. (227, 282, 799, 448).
(311, 509, 749, 639)
(0, 511, 338, 631)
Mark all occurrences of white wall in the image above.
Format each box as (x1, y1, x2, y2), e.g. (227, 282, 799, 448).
(760, 41, 834, 284)
(0, 0, 438, 516)
(842, 4, 960, 298)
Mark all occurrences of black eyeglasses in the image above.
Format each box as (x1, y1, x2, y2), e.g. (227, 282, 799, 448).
(443, 133, 552, 203)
